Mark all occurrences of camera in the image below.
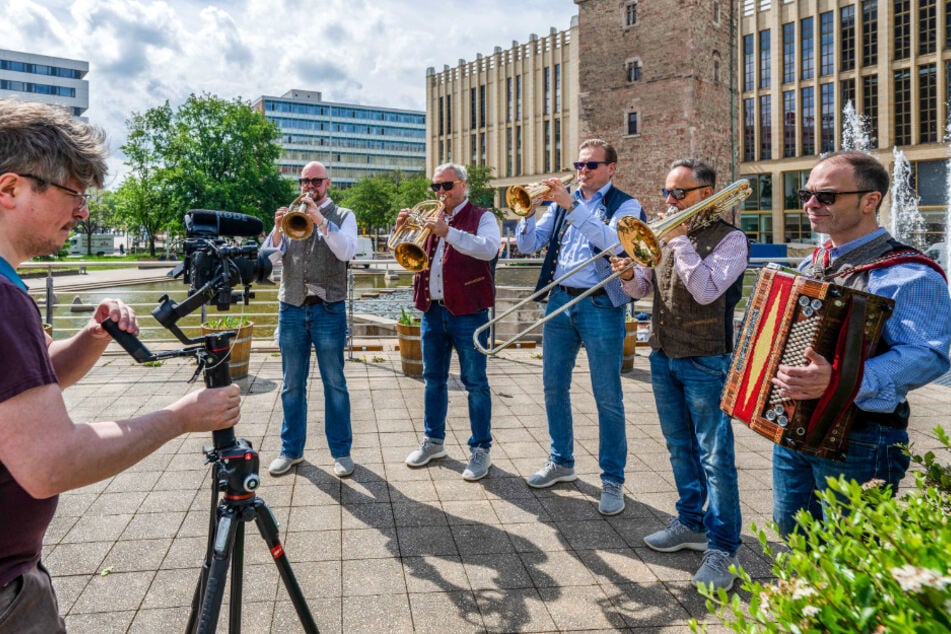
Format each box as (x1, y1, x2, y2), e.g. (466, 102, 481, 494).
(178, 209, 273, 310)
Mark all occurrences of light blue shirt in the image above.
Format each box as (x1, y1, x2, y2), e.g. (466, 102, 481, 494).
(516, 182, 644, 288)
(800, 227, 951, 412)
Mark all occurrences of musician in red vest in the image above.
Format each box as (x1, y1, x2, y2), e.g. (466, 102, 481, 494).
(771, 151, 951, 537)
(400, 163, 501, 481)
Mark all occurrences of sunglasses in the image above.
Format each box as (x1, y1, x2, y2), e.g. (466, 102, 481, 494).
(661, 185, 708, 201)
(573, 161, 610, 171)
(19, 173, 91, 209)
(430, 180, 462, 193)
(299, 177, 326, 187)
(797, 189, 873, 206)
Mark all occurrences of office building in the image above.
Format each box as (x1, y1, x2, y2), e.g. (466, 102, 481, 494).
(253, 89, 426, 188)
(0, 49, 89, 118)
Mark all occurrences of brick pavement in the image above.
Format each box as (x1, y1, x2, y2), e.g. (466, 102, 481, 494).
(47, 347, 951, 633)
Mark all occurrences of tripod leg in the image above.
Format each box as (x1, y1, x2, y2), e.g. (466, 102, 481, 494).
(187, 466, 230, 634)
(251, 498, 319, 634)
(195, 507, 242, 634)
(229, 522, 245, 633)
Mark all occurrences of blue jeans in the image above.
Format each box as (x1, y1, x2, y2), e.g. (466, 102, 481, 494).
(278, 300, 352, 459)
(421, 303, 492, 448)
(541, 288, 627, 484)
(649, 350, 741, 555)
(772, 421, 910, 538)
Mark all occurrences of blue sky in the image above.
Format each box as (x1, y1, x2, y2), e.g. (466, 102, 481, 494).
(1, 0, 577, 185)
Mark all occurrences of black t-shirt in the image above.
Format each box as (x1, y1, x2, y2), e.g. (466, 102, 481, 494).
(0, 276, 59, 587)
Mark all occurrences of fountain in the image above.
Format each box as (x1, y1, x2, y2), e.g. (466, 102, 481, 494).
(841, 100, 872, 153)
(890, 147, 926, 249)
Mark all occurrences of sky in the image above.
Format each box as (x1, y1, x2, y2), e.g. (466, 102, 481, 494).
(1, 0, 578, 187)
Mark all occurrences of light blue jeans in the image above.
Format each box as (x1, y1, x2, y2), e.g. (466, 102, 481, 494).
(277, 300, 352, 459)
(541, 288, 627, 484)
(772, 421, 910, 538)
(420, 303, 492, 448)
(649, 350, 742, 555)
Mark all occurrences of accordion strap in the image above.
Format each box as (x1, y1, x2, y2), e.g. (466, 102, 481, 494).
(805, 293, 870, 451)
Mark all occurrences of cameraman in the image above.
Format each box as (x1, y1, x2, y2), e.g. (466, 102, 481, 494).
(265, 161, 358, 478)
(0, 100, 241, 632)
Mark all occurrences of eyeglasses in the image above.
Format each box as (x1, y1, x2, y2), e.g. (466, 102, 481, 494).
(299, 177, 326, 187)
(19, 173, 91, 209)
(430, 180, 462, 193)
(797, 189, 873, 206)
(573, 161, 610, 171)
(662, 185, 708, 201)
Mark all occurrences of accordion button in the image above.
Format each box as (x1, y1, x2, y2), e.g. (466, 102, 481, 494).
(777, 415, 789, 427)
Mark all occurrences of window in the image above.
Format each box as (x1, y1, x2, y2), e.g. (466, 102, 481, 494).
(479, 85, 486, 127)
(920, 64, 937, 143)
(544, 121, 552, 173)
(470, 88, 477, 130)
(554, 64, 562, 113)
(783, 90, 796, 157)
(744, 98, 756, 161)
(506, 77, 513, 123)
(438, 96, 444, 135)
(820, 83, 835, 153)
(862, 0, 878, 67)
(894, 0, 911, 59)
(714, 2, 721, 24)
(625, 1, 638, 27)
(626, 59, 642, 82)
(894, 69, 912, 146)
(841, 78, 856, 114)
(744, 35, 755, 91)
(543, 68, 550, 115)
(760, 95, 772, 160)
(862, 74, 879, 148)
(627, 112, 640, 135)
(921, 0, 936, 55)
(760, 30, 771, 89)
(783, 23, 795, 83)
(801, 86, 815, 155)
(714, 55, 721, 83)
(840, 5, 855, 72)
(800, 17, 814, 80)
(819, 12, 834, 76)
(445, 95, 452, 134)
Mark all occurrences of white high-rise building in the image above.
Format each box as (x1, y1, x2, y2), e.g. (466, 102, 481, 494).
(0, 49, 89, 118)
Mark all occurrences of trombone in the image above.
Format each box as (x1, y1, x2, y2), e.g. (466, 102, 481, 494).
(473, 179, 752, 355)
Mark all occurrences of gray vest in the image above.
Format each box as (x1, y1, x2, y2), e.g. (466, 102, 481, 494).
(803, 231, 897, 292)
(279, 203, 351, 306)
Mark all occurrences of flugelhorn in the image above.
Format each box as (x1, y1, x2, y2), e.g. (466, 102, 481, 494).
(505, 173, 575, 217)
(473, 179, 752, 355)
(280, 194, 314, 240)
(387, 199, 446, 272)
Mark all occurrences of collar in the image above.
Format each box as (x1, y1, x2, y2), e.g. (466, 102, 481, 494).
(576, 181, 612, 203)
(448, 198, 469, 217)
(0, 256, 27, 292)
(824, 227, 887, 260)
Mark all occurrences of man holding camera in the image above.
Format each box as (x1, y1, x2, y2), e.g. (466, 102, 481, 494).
(265, 161, 358, 478)
(0, 99, 242, 632)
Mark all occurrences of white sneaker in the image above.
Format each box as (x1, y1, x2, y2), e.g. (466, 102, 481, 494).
(462, 447, 491, 481)
(405, 438, 447, 467)
(333, 456, 354, 477)
(268, 454, 303, 476)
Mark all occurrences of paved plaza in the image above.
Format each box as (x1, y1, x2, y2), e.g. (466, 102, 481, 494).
(45, 342, 951, 633)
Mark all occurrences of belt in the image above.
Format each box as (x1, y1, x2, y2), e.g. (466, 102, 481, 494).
(558, 285, 605, 298)
(852, 401, 910, 430)
(302, 295, 324, 306)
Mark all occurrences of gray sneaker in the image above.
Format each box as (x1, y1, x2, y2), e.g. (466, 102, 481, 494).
(462, 447, 491, 481)
(333, 456, 354, 477)
(268, 454, 303, 476)
(405, 438, 447, 467)
(598, 480, 625, 516)
(692, 549, 739, 592)
(643, 518, 708, 552)
(525, 460, 577, 488)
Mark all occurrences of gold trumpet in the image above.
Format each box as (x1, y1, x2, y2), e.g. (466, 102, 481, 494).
(473, 179, 752, 355)
(505, 173, 575, 216)
(280, 194, 314, 240)
(387, 199, 446, 272)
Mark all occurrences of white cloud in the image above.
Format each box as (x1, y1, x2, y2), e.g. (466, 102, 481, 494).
(0, 0, 576, 185)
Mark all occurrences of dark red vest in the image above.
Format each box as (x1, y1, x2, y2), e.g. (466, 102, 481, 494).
(413, 202, 495, 315)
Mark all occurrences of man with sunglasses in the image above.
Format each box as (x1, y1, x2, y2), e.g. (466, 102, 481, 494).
(265, 161, 358, 479)
(0, 99, 242, 632)
(611, 159, 747, 591)
(399, 163, 500, 481)
(770, 151, 950, 538)
(516, 139, 643, 516)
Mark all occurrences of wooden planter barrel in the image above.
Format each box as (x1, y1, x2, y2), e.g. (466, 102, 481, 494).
(396, 322, 423, 377)
(202, 321, 253, 380)
(621, 320, 637, 371)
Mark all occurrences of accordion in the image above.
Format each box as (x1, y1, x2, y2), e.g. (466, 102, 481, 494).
(721, 264, 894, 460)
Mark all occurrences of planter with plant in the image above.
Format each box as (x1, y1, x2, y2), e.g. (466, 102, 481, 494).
(396, 307, 422, 377)
(201, 315, 254, 379)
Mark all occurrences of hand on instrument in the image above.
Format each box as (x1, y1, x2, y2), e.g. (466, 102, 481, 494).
(610, 256, 635, 281)
(771, 347, 832, 400)
(89, 298, 139, 339)
(541, 177, 575, 211)
(301, 196, 327, 233)
(274, 206, 289, 233)
(427, 211, 450, 238)
(396, 208, 411, 229)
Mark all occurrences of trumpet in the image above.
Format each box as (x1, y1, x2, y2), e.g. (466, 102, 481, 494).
(473, 179, 752, 355)
(280, 194, 314, 240)
(505, 173, 575, 217)
(387, 199, 446, 271)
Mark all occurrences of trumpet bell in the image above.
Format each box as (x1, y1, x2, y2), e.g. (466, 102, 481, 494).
(505, 173, 575, 217)
(393, 243, 429, 272)
(281, 195, 314, 240)
(387, 199, 445, 271)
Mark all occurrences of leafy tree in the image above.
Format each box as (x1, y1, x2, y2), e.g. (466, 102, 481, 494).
(466, 164, 501, 217)
(74, 189, 118, 255)
(337, 174, 397, 234)
(394, 175, 431, 216)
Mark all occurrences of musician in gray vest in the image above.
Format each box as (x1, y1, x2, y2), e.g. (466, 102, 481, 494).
(516, 139, 643, 516)
(612, 159, 747, 592)
(771, 151, 950, 538)
(265, 161, 358, 479)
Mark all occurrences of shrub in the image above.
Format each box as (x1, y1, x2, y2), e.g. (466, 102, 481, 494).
(398, 307, 420, 326)
(694, 426, 951, 633)
(202, 315, 252, 329)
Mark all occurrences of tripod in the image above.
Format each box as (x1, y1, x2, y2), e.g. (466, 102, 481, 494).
(103, 321, 319, 633)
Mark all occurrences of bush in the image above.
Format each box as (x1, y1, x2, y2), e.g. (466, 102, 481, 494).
(694, 426, 951, 633)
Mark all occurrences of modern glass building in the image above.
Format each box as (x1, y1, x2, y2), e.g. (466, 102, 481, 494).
(0, 49, 89, 118)
(253, 89, 426, 188)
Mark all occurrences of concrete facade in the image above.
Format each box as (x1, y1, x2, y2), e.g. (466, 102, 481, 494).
(0, 49, 89, 118)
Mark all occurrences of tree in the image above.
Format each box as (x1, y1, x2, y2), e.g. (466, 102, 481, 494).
(337, 174, 397, 234)
(465, 165, 502, 218)
(74, 189, 118, 256)
(116, 93, 296, 255)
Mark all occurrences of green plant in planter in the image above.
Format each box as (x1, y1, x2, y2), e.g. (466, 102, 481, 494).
(693, 426, 951, 633)
(398, 307, 420, 326)
(202, 315, 252, 329)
